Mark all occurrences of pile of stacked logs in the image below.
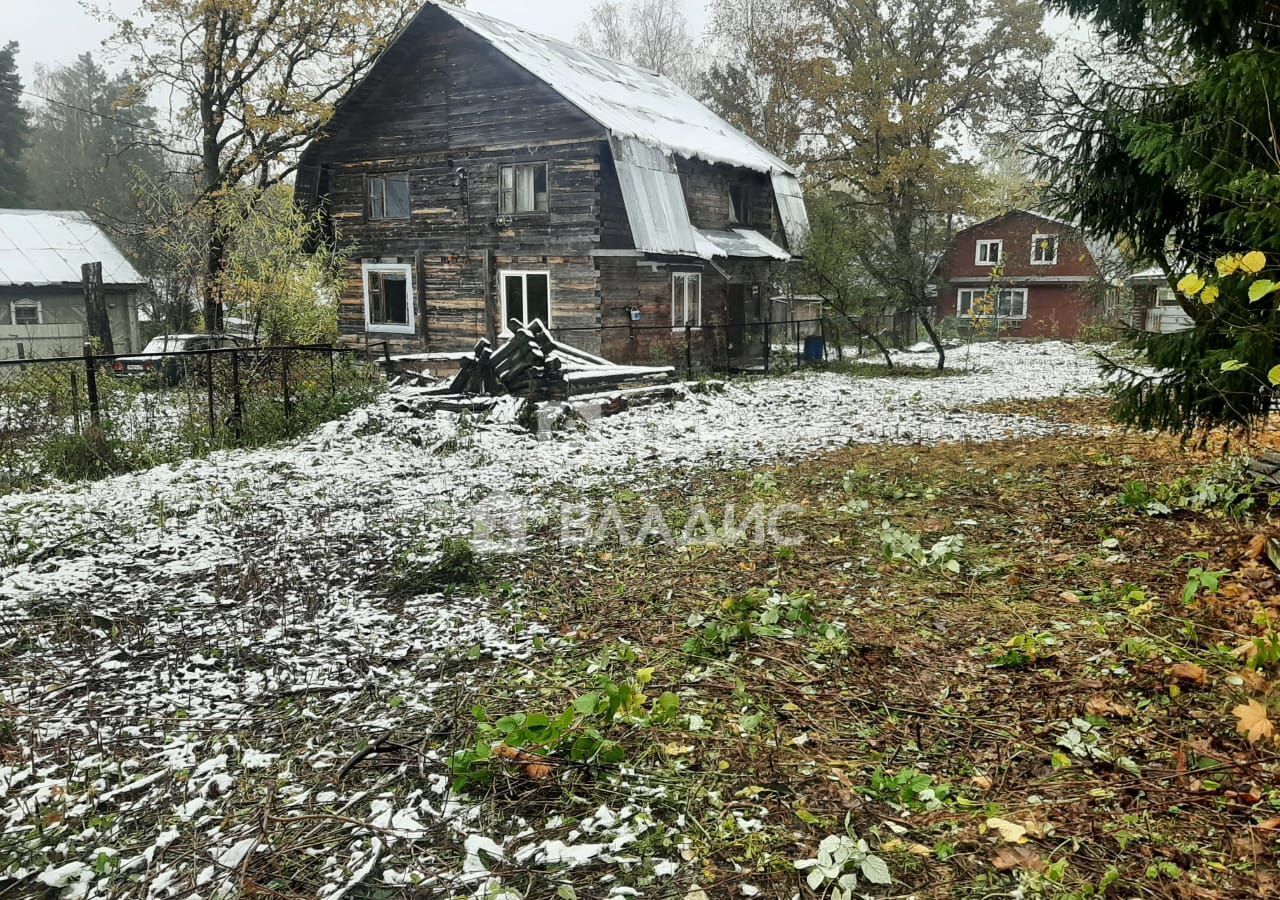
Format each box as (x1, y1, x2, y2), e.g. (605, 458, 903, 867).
(445, 320, 675, 401)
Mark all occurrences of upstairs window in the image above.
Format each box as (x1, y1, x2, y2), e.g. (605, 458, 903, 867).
(11, 300, 41, 326)
(1031, 234, 1059, 265)
(363, 263, 415, 334)
(501, 271, 551, 327)
(729, 184, 751, 225)
(500, 163, 549, 215)
(368, 174, 411, 220)
(975, 239, 1003, 266)
(672, 273, 702, 328)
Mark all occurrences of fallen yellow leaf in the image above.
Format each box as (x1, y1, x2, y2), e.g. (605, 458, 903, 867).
(1234, 700, 1276, 744)
(986, 817, 1028, 843)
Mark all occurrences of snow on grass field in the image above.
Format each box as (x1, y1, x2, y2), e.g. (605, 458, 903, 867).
(0, 342, 1106, 898)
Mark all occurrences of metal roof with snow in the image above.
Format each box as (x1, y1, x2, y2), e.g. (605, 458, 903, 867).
(436, 3, 794, 178)
(696, 228, 791, 262)
(0, 210, 144, 288)
(428, 3, 809, 258)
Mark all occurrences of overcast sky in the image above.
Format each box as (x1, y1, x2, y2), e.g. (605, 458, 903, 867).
(4, 0, 708, 88)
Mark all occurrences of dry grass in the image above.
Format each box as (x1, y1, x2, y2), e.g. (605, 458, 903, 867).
(462, 398, 1280, 898)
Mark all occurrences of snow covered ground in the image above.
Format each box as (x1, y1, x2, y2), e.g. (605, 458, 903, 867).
(0, 341, 1106, 898)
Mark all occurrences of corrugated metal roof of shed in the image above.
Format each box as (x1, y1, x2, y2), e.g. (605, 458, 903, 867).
(0, 210, 144, 287)
(697, 228, 791, 261)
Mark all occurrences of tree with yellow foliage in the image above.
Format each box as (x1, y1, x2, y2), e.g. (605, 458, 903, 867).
(795, 0, 1051, 369)
(106, 0, 427, 329)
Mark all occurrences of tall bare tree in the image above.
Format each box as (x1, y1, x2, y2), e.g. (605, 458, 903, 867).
(575, 0, 699, 92)
(703, 0, 818, 161)
(106, 0, 421, 329)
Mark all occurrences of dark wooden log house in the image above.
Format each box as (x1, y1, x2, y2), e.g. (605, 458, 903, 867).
(297, 1, 809, 368)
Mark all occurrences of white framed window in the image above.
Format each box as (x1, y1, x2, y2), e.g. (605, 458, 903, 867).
(362, 262, 415, 334)
(1031, 234, 1059, 265)
(975, 239, 1003, 266)
(672, 273, 702, 328)
(1154, 286, 1182, 308)
(10, 299, 41, 326)
(501, 270, 552, 328)
(957, 287, 1028, 320)
(499, 163, 549, 215)
(367, 174, 411, 220)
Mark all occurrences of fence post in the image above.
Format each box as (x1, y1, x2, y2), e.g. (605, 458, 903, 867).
(329, 348, 337, 398)
(685, 323, 693, 381)
(281, 348, 292, 421)
(206, 352, 216, 440)
(231, 349, 243, 440)
(764, 312, 772, 375)
(70, 369, 81, 434)
(794, 319, 802, 369)
(82, 342, 101, 437)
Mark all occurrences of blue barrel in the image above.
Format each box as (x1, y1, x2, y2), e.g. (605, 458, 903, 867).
(803, 334, 825, 362)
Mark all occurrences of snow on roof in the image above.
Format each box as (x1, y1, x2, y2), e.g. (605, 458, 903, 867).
(0, 210, 144, 287)
(697, 228, 791, 261)
(434, 2, 795, 177)
(1128, 266, 1167, 283)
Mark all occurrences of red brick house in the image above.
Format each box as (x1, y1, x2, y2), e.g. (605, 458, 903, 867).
(934, 210, 1107, 339)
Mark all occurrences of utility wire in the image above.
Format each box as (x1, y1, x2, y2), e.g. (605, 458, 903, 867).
(0, 81, 187, 143)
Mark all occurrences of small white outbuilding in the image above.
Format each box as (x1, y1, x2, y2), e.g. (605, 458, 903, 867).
(0, 209, 145, 360)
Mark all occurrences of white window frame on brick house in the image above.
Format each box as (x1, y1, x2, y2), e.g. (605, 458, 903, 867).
(975, 239, 1003, 266)
(500, 270, 553, 329)
(1031, 233, 1059, 265)
(672, 272, 702, 328)
(957, 287, 1028, 320)
(362, 262, 416, 335)
(499, 163, 550, 215)
(10, 299, 41, 326)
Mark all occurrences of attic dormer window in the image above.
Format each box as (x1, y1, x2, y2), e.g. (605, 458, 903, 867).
(11, 300, 41, 326)
(1031, 234, 1059, 265)
(729, 184, 750, 225)
(368, 174, 411, 220)
(975, 239, 1003, 266)
(500, 163, 549, 215)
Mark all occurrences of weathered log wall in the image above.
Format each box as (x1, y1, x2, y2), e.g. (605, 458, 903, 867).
(306, 9, 608, 354)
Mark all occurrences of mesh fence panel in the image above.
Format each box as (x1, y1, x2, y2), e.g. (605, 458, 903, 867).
(0, 347, 379, 492)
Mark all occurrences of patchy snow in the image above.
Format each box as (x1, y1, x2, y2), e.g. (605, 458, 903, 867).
(0, 341, 1105, 896)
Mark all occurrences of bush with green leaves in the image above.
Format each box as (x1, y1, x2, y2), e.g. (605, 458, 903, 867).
(448, 671, 680, 792)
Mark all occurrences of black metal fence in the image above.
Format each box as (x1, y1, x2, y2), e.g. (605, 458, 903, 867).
(544, 316, 849, 381)
(0, 343, 380, 492)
